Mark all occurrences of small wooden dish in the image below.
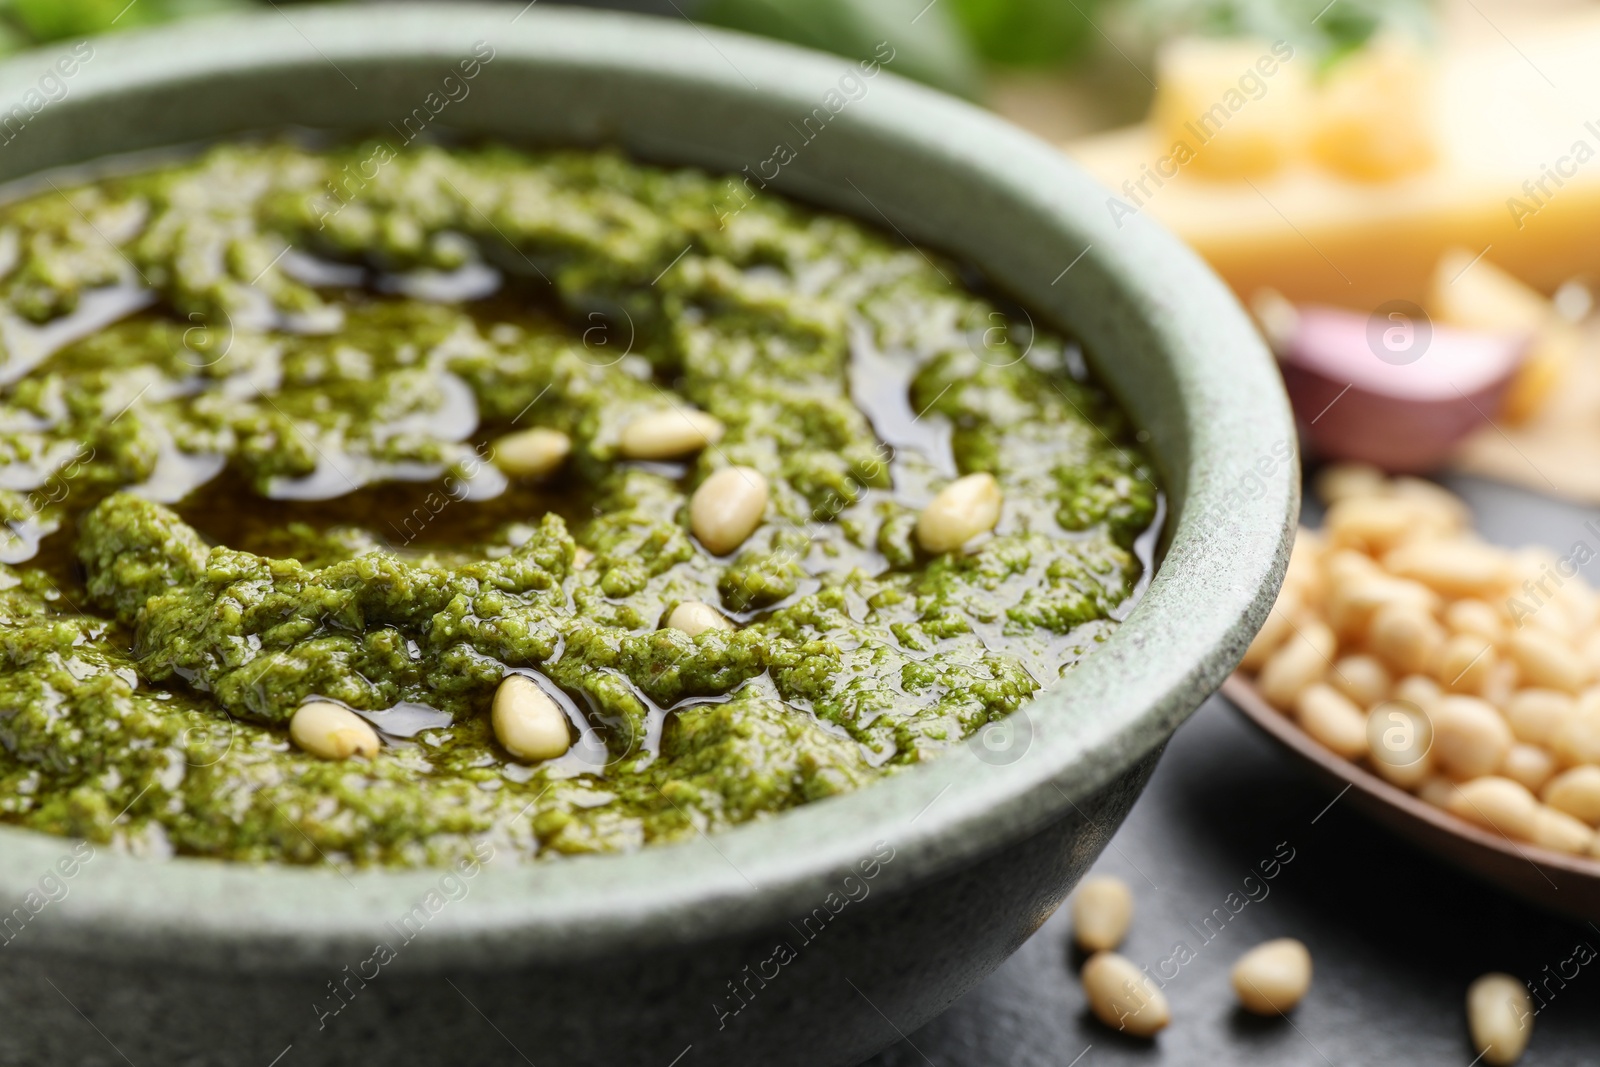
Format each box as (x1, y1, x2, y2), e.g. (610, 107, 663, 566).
(1223, 675, 1600, 922)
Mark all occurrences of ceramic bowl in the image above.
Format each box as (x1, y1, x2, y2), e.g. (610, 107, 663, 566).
(0, 7, 1295, 1065)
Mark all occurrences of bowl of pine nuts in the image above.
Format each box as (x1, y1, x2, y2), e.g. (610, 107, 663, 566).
(1229, 464, 1600, 920)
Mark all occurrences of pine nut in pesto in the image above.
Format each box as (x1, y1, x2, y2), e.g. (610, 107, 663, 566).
(916, 472, 1002, 554)
(619, 408, 724, 460)
(492, 675, 573, 762)
(690, 466, 768, 556)
(0, 140, 1159, 867)
(666, 601, 735, 637)
(290, 701, 381, 761)
(493, 427, 571, 479)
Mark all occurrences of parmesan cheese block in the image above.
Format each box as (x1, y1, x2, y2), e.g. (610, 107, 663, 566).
(1067, 12, 1600, 309)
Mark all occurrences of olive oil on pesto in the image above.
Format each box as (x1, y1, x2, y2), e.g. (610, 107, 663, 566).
(0, 142, 1158, 867)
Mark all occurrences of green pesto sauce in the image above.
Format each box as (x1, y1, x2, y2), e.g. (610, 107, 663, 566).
(0, 141, 1158, 867)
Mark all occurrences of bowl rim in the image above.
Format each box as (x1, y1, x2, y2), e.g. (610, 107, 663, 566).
(0, 3, 1297, 969)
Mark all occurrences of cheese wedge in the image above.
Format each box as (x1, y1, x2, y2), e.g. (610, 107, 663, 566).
(1067, 11, 1600, 308)
(1426, 248, 1578, 423)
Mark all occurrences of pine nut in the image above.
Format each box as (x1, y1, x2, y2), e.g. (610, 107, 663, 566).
(1320, 555, 1386, 636)
(1506, 628, 1588, 693)
(1432, 696, 1513, 780)
(1502, 689, 1572, 747)
(1541, 765, 1600, 825)
(1550, 703, 1600, 766)
(290, 700, 379, 761)
(1324, 585, 1370, 643)
(1258, 620, 1336, 710)
(690, 466, 769, 555)
(1365, 577, 1441, 613)
(1231, 939, 1312, 1015)
(666, 600, 734, 637)
(1072, 876, 1133, 953)
(1566, 588, 1600, 633)
(1581, 630, 1600, 677)
(1331, 653, 1390, 708)
(1466, 973, 1533, 1067)
(1313, 462, 1384, 504)
(1445, 599, 1504, 643)
(1568, 596, 1599, 629)
(1393, 673, 1443, 711)
(1436, 633, 1497, 694)
(1372, 740, 1434, 789)
(1446, 776, 1540, 841)
(492, 427, 570, 478)
(1326, 548, 1383, 586)
(1508, 547, 1565, 599)
(1367, 602, 1445, 675)
(619, 408, 724, 460)
(1296, 684, 1369, 759)
(1080, 951, 1170, 1037)
(1388, 476, 1470, 526)
(1327, 575, 1436, 642)
(1531, 805, 1594, 854)
(1367, 700, 1434, 785)
(1384, 540, 1507, 598)
(1325, 496, 1422, 553)
(1523, 604, 1577, 644)
(1282, 529, 1326, 602)
(491, 674, 572, 762)
(1418, 776, 1464, 809)
(1327, 493, 1459, 552)
(1481, 659, 1519, 708)
(1501, 743, 1556, 794)
(916, 473, 1002, 554)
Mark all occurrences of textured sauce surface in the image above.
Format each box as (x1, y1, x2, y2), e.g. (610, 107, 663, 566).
(0, 142, 1158, 866)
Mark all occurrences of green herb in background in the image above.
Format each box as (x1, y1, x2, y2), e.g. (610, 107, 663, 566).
(1123, 0, 1435, 68)
(696, 0, 983, 98)
(696, 0, 1434, 101)
(946, 0, 1099, 67)
(0, 0, 1437, 97)
(0, 0, 285, 53)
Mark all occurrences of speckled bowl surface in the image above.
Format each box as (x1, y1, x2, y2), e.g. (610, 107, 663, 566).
(0, 7, 1296, 1065)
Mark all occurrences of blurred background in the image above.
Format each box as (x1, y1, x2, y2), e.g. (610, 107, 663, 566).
(15, 0, 1599, 493)
(21, 1, 1600, 1062)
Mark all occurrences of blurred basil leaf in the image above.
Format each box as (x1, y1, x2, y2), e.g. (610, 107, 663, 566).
(947, 0, 1098, 67)
(7, 0, 162, 36)
(1123, 0, 1435, 67)
(0, 17, 26, 56)
(4, 0, 260, 42)
(697, 0, 983, 98)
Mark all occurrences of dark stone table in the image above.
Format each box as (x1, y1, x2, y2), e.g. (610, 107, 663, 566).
(866, 475, 1600, 1066)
